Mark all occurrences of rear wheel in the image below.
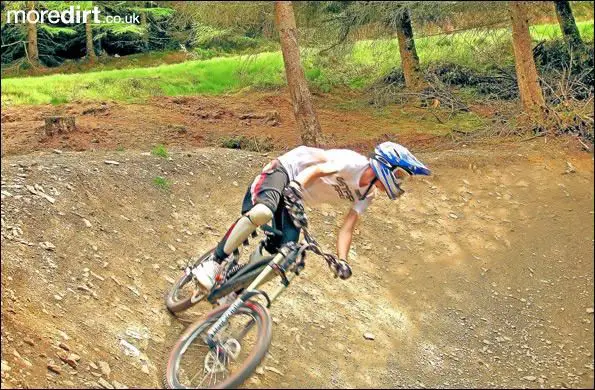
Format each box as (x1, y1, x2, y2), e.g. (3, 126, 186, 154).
(165, 248, 214, 313)
(164, 301, 272, 389)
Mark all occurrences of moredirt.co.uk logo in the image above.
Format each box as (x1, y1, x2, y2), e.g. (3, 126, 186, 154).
(6, 5, 139, 24)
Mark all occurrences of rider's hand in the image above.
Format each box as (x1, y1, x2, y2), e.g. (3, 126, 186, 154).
(331, 259, 352, 280)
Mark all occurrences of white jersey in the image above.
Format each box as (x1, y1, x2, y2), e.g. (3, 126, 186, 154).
(278, 146, 375, 214)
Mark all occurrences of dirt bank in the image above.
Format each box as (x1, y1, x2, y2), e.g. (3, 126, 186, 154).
(1, 90, 511, 158)
(1, 142, 593, 388)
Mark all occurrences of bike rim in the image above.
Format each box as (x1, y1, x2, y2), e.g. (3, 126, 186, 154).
(173, 308, 262, 388)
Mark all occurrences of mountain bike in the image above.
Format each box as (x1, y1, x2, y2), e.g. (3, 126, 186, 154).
(165, 224, 288, 314)
(163, 214, 348, 388)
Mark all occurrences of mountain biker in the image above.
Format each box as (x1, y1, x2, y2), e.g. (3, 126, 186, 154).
(193, 141, 431, 290)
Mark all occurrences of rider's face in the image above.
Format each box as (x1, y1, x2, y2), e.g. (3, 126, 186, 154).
(374, 179, 386, 192)
(374, 168, 409, 198)
(394, 168, 409, 180)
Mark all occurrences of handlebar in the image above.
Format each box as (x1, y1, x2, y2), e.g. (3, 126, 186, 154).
(300, 225, 352, 280)
(280, 192, 352, 280)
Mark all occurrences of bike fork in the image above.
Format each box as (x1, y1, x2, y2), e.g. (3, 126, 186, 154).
(204, 252, 285, 347)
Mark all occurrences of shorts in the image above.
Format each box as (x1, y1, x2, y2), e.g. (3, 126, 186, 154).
(241, 160, 300, 248)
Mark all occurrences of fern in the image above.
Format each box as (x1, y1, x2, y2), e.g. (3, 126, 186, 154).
(38, 24, 78, 37)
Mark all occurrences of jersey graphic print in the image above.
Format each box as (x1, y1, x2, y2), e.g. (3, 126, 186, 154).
(332, 177, 354, 201)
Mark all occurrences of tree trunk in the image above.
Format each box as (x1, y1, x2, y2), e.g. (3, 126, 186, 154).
(26, 1, 39, 66)
(395, 8, 423, 90)
(1, 130, 6, 157)
(141, 11, 149, 49)
(274, 1, 321, 146)
(554, 0, 583, 49)
(509, 1, 545, 115)
(85, 19, 96, 62)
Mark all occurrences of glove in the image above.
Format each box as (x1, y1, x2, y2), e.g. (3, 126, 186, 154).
(331, 259, 352, 280)
(283, 181, 308, 228)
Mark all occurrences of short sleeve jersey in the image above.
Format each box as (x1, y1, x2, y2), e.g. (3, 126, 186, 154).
(277, 146, 375, 214)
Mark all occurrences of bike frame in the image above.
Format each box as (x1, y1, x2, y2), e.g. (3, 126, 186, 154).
(204, 242, 304, 345)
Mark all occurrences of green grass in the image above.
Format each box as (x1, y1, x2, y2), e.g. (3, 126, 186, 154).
(348, 20, 594, 82)
(1, 51, 285, 105)
(151, 144, 169, 158)
(1, 20, 592, 106)
(153, 176, 171, 190)
(531, 20, 594, 41)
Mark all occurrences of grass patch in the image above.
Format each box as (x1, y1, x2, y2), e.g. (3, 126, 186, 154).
(1, 51, 285, 105)
(1, 21, 592, 106)
(151, 144, 169, 158)
(153, 176, 171, 190)
(347, 20, 594, 85)
(50, 96, 68, 105)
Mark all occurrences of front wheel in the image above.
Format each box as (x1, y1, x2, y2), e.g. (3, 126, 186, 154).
(164, 300, 272, 389)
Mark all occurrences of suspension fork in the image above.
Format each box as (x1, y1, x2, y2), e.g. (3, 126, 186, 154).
(204, 250, 287, 348)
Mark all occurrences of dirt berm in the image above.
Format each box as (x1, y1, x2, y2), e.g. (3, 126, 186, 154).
(1, 143, 593, 388)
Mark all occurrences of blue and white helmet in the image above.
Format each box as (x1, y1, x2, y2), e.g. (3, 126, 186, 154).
(369, 142, 431, 200)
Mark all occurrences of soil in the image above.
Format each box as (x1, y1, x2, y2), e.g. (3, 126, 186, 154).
(1, 93, 594, 389)
(1, 90, 503, 158)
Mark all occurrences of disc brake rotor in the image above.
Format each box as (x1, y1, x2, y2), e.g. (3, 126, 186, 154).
(203, 339, 241, 374)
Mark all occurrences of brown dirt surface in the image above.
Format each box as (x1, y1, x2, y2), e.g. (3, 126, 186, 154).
(1, 132, 593, 388)
(1, 90, 517, 158)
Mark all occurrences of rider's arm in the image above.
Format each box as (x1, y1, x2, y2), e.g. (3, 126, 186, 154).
(295, 161, 341, 188)
(337, 208, 359, 260)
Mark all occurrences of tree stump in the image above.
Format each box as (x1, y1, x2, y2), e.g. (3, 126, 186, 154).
(264, 111, 281, 126)
(44, 116, 76, 136)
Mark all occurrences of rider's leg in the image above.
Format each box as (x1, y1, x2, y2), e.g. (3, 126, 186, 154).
(194, 164, 288, 290)
(195, 194, 275, 290)
(279, 196, 301, 245)
(267, 195, 300, 252)
(213, 203, 273, 261)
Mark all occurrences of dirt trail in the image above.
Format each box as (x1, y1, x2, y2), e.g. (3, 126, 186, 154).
(1, 142, 593, 389)
(0, 91, 483, 157)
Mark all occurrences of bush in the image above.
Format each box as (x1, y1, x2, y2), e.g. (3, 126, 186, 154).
(534, 39, 594, 101)
(426, 62, 519, 100)
(218, 135, 275, 152)
(192, 24, 259, 53)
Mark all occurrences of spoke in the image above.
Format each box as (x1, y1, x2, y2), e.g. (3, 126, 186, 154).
(198, 368, 209, 387)
(175, 311, 260, 388)
(189, 369, 203, 386)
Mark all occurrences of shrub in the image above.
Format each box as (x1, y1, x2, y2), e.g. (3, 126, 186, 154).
(153, 176, 171, 190)
(151, 144, 169, 158)
(218, 135, 275, 152)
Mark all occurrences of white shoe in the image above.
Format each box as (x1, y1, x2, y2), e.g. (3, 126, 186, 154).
(192, 257, 222, 290)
